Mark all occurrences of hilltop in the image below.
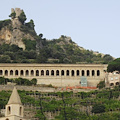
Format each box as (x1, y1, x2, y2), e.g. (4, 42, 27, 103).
(0, 8, 113, 64)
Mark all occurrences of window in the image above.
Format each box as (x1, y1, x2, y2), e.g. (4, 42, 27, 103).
(61, 70, 64, 76)
(41, 70, 44, 76)
(20, 70, 24, 76)
(20, 107, 22, 116)
(82, 70, 85, 76)
(97, 70, 100, 76)
(31, 70, 34, 76)
(10, 70, 13, 75)
(66, 70, 69, 76)
(15, 70, 18, 76)
(0, 70, 3, 75)
(111, 78, 113, 80)
(76, 70, 79, 76)
(7, 106, 11, 115)
(51, 70, 54, 76)
(71, 70, 74, 76)
(92, 70, 95, 76)
(87, 70, 90, 76)
(36, 70, 39, 76)
(26, 70, 29, 76)
(56, 70, 59, 76)
(46, 70, 49, 76)
(5, 70, 8, 76)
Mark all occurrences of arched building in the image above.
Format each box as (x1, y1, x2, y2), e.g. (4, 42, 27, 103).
(0, 64, 107, 87)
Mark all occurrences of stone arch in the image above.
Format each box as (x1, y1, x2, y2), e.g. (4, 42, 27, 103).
(81, 70, 85, 76)
(110, 83, 114, 86)
(51, 70, 54, 76)
(61, 70, 64, 76)
(0, 70, 3, 75)
(116, 82, 119, 86)
(7, 106, 11, 115)
(56, 70, 59, 76)
(5, 70, 8, 76)
(76, 70, 79, 76)
(92, 70, 95, 76)
(97, 70, 100, 76)
(10, 70, 13, 75)
(31, 70, 34, 76)
(15, 70, 18, 76)
(41, 70, 44, 76)
(46, 70, 49, 76)
(66, 70, 69, 76)
(87, 70, 90, 76)
(36, 70, 39, 76)
(71, 70, 74, 76)
(25, 70, 29, 76)
(20, 70, 24, 76)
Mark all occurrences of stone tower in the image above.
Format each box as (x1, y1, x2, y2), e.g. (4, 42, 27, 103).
(0, 87, 26, 120)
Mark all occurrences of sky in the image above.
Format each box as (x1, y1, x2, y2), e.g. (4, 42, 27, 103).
(0, 0, 120, 58)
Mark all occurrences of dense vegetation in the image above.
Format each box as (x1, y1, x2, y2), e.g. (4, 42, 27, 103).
(0, 19, 11, 30)
(0, 86, 120, 119)
(0, 77, 37, 85)
(107, 58, 120, 72)
(0, 37, 113, 64)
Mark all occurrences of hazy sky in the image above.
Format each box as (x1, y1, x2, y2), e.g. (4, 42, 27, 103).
(1, 0, 120, 58)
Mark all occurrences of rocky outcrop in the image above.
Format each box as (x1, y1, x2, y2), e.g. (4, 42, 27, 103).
(0, 8, 36, 50)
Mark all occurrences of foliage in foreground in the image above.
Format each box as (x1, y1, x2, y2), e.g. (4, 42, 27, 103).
(0, 77, 37, 85)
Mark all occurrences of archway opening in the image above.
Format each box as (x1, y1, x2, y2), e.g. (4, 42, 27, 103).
(110, 83, 114, 86)
(10, 70, 13, 75)
(15, 70, 18, 76)
(92, 70, 95, 76)
(0, 70, 3, 75)
(82, 70, 85, 76)
(56, 70, 59, 76)
(71, 70, 74, 76)
(31, 70, 34, 76)
(66, 70, 69, 76)
(26, 70, 29, 76)
(97, 70, 100, 76)
(41, 70, 44, 76)
(51, 70, 54, 76)
(76, 70, 79, 76)
(87, 70, 90, 76)
(36, 70, 39, 76)
(5, 70, 8, 76)
(61, 70, 64, 76)
(46, 70, 49, 76)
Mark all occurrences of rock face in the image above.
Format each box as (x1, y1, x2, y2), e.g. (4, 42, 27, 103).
(0, 8, 36, 50)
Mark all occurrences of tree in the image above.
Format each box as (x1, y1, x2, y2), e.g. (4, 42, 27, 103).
(92, 104, 105, 114)
(31, 78, 37, 85)
(9, 12, 16, 19)
(103, 54, 113, 63)
(18, 11, 27, 24)
(97, 80, 105, 89)
(107, 58, 120, 72)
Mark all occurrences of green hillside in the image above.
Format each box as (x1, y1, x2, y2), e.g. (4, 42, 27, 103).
(0, 86, 120, 119)
(0, 9, 113, 64)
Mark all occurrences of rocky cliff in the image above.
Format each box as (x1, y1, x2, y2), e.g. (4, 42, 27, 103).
(0, 8, 36, 50)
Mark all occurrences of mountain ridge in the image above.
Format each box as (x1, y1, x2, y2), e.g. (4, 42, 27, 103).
(0, 8, 113, 64)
